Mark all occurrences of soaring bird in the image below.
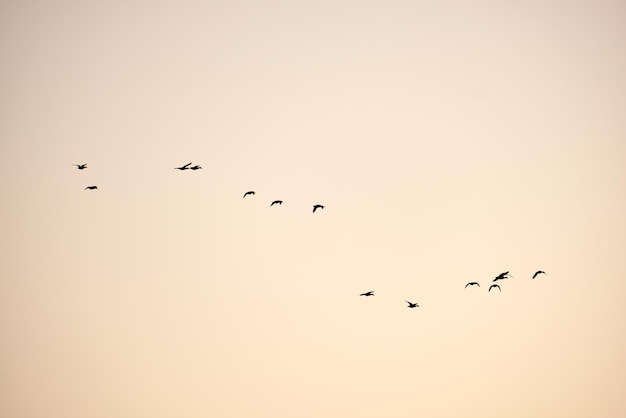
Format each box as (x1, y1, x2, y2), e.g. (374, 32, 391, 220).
(243, 191, 255, 198)
(360, 291, 375, 297)
(270, 200, 283, 206)
(532, 270, 547, 279)
(489, 284, 501, 292)
(73, 164, 87, 170)
(312, 204, 324, 213)
(405, 301, 419, 308)
(493, 271, 512, 282)
(189, 165, 202, 170)
(465, 282, 480, 288)
(175, 162, 192, 170)
(84, 186, 98, 190)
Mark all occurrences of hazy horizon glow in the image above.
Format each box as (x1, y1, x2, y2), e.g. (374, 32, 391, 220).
(1, 1, 625, 417)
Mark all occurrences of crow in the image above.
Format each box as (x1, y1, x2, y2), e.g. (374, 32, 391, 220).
(312, 204, 324, 213)
(532, 270, 547, 279)
(405, 301, 419, 308)
(465, 282, 480, 288)
(360, 291, 375, 297)
(73, 164, 87, 170)
(270, 200, 283, 206)
(243, 191, 255, 198)
(84, 186, 98, 190)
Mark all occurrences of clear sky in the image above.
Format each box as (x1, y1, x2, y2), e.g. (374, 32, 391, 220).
(1, 0, 625, 417)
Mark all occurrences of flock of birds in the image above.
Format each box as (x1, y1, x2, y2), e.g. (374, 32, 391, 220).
(74, 162, 326, 213)
(74, 162, 547, 310)
(359, 270, 548, 309)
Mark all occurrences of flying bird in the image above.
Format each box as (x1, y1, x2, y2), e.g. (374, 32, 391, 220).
(489, 284, 501, 292)
(243, 191, 255, 198)
(73, 164, 87, 170)
(270, 200, 283, 206)
(312, 204, 324, 213)
(84, 186, 98, 190)
(175, 162, 192, 170)
(405, 301, 419, 308)
(189, 165, 202, 170)
(493, 271, 512, 282)
(532, 270, 547, 279)
(360, 291, 375, 296)
(465, 282, 480, 288)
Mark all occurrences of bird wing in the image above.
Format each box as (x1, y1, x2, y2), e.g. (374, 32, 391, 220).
(182, 162, 192, 168)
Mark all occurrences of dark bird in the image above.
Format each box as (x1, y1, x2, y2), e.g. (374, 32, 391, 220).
(175, 162, 192, 170)
(312, 204, 324, 213)
(532, 270, 547, 279)
(189, 165, 202, 170)
(360, 291, 375, 297)
(73, 164, 87, 170)
(270, 200, 283, 206)
(84, 186, 98, 190)
(405, 301, 419, 308)
(465, 282, 480, 288)
(493, 271, 512, 282)
(243, 191, 255, 198)
(489, 284, 501, 292)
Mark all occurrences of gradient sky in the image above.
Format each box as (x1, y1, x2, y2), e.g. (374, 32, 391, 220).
(1, 1, 625, 417)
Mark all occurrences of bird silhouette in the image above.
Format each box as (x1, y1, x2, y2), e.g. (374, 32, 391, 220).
(243, 191, 255, 198)
(405, 301, 419, 308)
(270, 200, 283, 206)
(493, 271, 512, 282)
(84, 186, 98, 190)
(312, 204, 324, 213)
(465, 282, 480, 288)
(189, 165, 202, 170)
(73, 164, 87, 170)
(175, 162, 192, 170)
(360, 291, 375, 296)
(489, 284, 501, 292)
(532, 270, 547, 279)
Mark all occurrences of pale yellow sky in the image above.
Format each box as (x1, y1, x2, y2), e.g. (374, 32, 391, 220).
(1, 0, 625, 417)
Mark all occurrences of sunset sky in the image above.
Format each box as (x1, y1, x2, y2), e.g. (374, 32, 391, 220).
(1, 0, 625, 417)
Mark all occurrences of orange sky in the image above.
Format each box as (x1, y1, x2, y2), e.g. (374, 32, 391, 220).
(1, 1, 625, 417)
